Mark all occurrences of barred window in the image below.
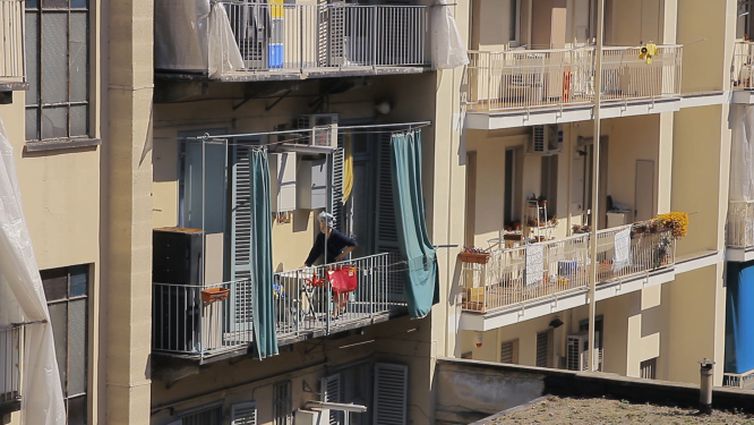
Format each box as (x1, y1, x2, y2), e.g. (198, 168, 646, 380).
(25, 0, 90, 142)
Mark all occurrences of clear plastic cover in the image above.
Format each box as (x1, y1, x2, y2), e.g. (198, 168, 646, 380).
(730, 105, 754, 201)
(0, 121, 65, 425)
(431, 1, 469, 69)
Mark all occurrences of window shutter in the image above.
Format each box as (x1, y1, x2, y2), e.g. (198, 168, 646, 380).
(230, 145, 255, 333)
(321, 373, 342, 425)
(231, 401, 258, 425)
(500, 339, 518, 364)
(182, 405, 223, 425)
(536, 330, 551, 368)
(329, 147, 345, 229)
(373, 362, 408, 425)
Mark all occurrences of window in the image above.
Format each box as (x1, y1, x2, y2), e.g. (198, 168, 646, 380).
(41, 264, 89, 425)
(25, 0, 90, 142)
(536, 330, 553, 368)
(541, 156, 558, 218)
(273, 380, 293, 425)
(640, 358, 657, 380)
(500, 339, 519, 364)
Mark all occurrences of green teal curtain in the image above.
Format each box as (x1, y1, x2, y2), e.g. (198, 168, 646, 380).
(391, 130, 439, 318)
(251, 149, 278, 358)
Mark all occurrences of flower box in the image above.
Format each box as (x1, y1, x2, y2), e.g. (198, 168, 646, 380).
(459, 251, 490, 264)
(201, 287, 230, 305)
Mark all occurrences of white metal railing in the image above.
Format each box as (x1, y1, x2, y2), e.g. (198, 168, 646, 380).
(222, 2, 428, 75)
(733, 41, 754, 90)
(274, 252, 406, 341)
(152, 280, 254, 359)
(723, 369, 754, 389)
(464, 45, 682, 112)
(461, 228, 676, 313)
(0, 0, 24, 83)
(0, 324, 21, 407)
(152, 253, 406, 359)
(728, 200, 754, 248)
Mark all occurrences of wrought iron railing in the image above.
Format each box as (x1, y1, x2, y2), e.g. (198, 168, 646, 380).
(152, 253, 406, 359)
(0, 0, 24, 83)
(733, 41, 754, 90)
(0, 324, 22, 408)
(221, 1, 429, 75)
(464, 45, 682, 113)
(728, 200, 754, 249)
(461, 228, 676, 314)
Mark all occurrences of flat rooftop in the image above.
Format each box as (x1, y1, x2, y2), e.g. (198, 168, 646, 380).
(477, 396, 754, 425)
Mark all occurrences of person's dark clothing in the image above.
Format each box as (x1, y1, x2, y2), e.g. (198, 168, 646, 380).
(305, 229, 357, 266)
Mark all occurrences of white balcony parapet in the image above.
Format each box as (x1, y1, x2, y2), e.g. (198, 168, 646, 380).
(723, 369, 754, 389)
(155, 1, 429, 80)
(461, 227, 676, 314)
(152, 253, 406, 361)
(464, 45, 682, 113)
(0, 324, 22, 410)
(0, 0, 24, 87)
(728, 200, 754, 249)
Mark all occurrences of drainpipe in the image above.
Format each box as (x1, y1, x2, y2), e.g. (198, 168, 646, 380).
(699, 358, 715, 414)
(588, 0, 605, 372)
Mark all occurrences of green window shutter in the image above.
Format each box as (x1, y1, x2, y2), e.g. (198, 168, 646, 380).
(231, 145, 254, 333)
(373, 363, 408, 425)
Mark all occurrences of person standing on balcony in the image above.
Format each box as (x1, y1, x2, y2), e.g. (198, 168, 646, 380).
(304, 211, 357, 267)
(304, 211, 357, 318)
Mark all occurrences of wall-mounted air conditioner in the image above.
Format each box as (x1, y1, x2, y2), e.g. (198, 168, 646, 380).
(528, 124, 563, 156)
(566, 331, 603, 371)
(297, 114, 339, 149)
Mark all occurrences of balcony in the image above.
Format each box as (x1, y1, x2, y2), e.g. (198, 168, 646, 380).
(0, 324, 21, 414)
(460, 225, 676, 330)
(0, 0, 24, 90)
(733, 41, 754, 103)
(152, 253, 406, 362)
(464, 45, 683, 129)
(155, 1, 430, 81)
(727, 201, 754, 261)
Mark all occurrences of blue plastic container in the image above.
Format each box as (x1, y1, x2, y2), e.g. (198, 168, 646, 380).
(268, 44, 284, 69)
(725, 261, 754, 373)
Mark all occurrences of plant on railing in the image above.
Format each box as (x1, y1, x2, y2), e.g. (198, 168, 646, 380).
(652, 211, 689, 238)
(458, 246, 490, 264)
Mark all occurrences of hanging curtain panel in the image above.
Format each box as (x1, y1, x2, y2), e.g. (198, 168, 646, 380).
(250, 149, 278, 358)
(390, 130, 439, 319)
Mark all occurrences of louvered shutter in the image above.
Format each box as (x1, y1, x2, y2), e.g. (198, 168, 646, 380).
(329, 147, 345, 230)
(536, 330, 551, 368)
(500, 339, 518, 364)
(374, 135, 405, 302)
(231, 145, 255, 333)
(321, 373, 342, 425)
(231, 401, 258, 425)
(373, 362, 408, 425)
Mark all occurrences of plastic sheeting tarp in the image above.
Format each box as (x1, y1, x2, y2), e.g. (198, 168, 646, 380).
(431, 1, 469, 69)
(725, 261, 754, 374)
(0, 121, 65, 425)
(155, 0, 243, 77)
(729, 105, 754, 201)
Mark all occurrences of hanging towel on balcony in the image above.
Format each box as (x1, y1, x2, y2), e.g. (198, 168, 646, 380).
(431, 0, 469, 69)
(208, 1, 244, 78)
(391, 130, 439, 319)
(0, 121, 65, 425)
(250, 149, 279, 358)
(525, 244, 544, 286)
(613, 225, 632, 270)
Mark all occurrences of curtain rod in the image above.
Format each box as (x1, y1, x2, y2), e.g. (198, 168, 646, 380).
(182, 121, 432, 142)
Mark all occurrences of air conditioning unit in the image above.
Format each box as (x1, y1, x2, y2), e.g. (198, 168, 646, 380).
(297, 114, 339, 148)
(566, 332, 603, 371)
(295, 409, 329, 425)
(528, 125, 563, 155)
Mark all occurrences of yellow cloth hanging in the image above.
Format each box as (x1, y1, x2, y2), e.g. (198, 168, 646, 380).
(342, 134, 354, 203)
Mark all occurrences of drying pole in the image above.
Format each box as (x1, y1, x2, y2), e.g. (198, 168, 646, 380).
(588, 0, 605, 373)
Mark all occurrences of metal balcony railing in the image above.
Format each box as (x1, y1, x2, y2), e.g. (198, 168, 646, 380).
(723, 370, 754, 389)
(0, 0, 24, 84)
(0, 324, 21, 409)
(222, 1, 429, 75)
(152, 253, 406, 360)
(728, 200, 754, 249)
(464, 45, 682, 113)
(461, 227, 676, 314)
(733, 41, 754, 90)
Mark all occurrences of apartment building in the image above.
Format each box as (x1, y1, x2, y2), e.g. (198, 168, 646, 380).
(454, 0, 734, 387)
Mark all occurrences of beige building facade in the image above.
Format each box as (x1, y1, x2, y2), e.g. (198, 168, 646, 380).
(2, 0, 754, 424)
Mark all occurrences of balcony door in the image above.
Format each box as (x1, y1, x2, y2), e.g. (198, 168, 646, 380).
(634, 160, 655, 221)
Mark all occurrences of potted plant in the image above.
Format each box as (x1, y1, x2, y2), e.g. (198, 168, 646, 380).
(458, 246, 491, 264)
(201, 286, 230, 305)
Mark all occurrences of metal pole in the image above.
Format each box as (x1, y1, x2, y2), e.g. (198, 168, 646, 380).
(699, 359, 714, 414)
(588, 0, 605, 373)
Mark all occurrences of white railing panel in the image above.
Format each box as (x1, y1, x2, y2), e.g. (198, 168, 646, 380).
(0, 0, 24, 82)
(733, 41, 754, 90)
(728, 200, 754, 248)
(0, 324, 21, 405)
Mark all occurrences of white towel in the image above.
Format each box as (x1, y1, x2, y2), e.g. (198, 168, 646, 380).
(526, 244, 544, 286)
(613, 226, 631, 270)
